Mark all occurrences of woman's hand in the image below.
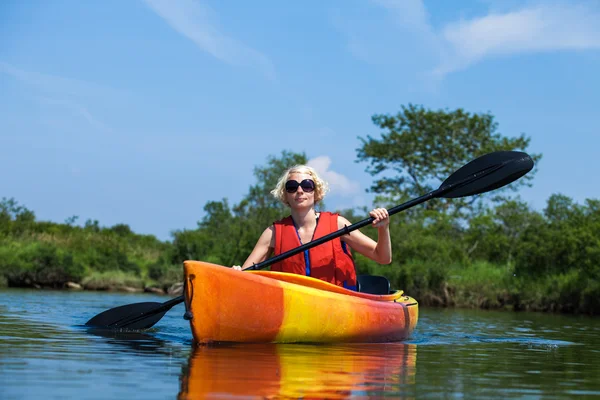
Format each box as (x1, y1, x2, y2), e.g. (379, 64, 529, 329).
(232, 265, 242, 271)
(370, 207, 390, 228)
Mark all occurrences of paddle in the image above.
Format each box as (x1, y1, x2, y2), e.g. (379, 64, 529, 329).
(85, 150, 533, 330)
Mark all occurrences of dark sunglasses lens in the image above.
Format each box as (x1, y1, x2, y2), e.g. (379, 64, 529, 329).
(285, 181, 300, 193)
(300, 179, 315, 192)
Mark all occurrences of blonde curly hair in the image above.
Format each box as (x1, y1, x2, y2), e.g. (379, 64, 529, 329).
(271, 165, 329, 206)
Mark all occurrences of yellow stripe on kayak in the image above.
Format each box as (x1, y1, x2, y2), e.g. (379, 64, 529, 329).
(274, 281, 409, 343)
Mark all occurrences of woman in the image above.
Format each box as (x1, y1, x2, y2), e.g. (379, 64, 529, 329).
(233, 165, 391, 290)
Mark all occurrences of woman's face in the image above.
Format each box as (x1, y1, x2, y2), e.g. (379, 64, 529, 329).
(285, 172, 315, 209)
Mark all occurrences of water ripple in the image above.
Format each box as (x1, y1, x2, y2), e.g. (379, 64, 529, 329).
(1, 290, 599, 399)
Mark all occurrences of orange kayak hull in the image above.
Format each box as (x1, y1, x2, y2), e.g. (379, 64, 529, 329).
(183, 260, 418, 344)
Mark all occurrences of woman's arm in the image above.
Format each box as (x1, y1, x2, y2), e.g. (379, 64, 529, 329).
(233, 226, 275, 270)
(338, 208, 392, 264)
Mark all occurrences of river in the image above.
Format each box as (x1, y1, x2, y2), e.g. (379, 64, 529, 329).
(1, 289, 598, 399)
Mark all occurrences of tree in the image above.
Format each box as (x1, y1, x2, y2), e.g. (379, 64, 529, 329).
(356, 104, 541, 216)
(466, 199, 542, 265)
(234, 150, 308, 216)
(110, 223, 133, 236)
(0, 198, 36, 235)
(65, 215, 79, 226)
(0, 198, 29, 219)
(170, 150, 308, 266)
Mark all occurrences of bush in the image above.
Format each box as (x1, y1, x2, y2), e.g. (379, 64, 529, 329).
(0, 241, 86, 287)
(147, 262, 183, 288)
(356, 255, 451, 306)
(448, 262, 513, 309)
(81, 270, 144, 290)
(513, 269, 598, 314)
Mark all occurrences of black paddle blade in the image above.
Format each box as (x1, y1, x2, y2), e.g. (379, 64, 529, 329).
(440, 151, 533, 198)
(85, 302, 168, 330)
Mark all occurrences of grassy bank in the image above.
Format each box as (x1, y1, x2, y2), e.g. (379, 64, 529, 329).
(1, 194, 598, 315)
(0, 206, 182, 293)
(360, 260, 599, 315)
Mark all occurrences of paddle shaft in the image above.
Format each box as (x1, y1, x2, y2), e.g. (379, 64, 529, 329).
(118, 174, 477, 319)
(115, 187, 445, 324)
(247, 162, 502, 270)
(86, 151, 528, 329)
(154, 294, 185, 312)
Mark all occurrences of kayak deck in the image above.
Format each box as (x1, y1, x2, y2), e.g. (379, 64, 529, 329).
(249, 270, 405, 301)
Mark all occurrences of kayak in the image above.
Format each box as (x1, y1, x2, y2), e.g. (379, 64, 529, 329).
(183, 260, 418, 344)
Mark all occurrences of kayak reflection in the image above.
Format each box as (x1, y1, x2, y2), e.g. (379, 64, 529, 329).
(178, 342, 417, 399)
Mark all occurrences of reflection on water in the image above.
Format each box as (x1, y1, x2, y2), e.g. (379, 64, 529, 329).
(178, 343, 417, 399)
(1, 289, 599, 399)
(84, 328, 173, 356)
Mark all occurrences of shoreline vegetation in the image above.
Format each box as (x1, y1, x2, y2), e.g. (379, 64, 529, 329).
(2, 191, 598, 315)
(2, 185, 597, 315)
(2, 106, 598, 315)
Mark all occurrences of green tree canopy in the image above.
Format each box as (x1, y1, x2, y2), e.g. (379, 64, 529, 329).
(356, 104, 541, 215)
(170, 150, 307, 266)
(233, 150, 307, 217)
(1, 198, 36, 236)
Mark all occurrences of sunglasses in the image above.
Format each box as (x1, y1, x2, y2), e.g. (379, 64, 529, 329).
(285, 179, 316, 193)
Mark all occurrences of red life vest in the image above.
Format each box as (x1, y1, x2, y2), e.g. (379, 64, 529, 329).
(271, 212, 357, 289)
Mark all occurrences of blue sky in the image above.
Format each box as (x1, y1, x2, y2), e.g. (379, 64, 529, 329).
(1, 0, 599, 240)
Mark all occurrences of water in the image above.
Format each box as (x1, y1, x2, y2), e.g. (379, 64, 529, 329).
(1, 289, 599, 399)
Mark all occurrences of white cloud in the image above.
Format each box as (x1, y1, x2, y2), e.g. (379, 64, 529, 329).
(364, 1, 600, 79)
(308, 156, 361, 196)
(0, 62, 119, 132)
(334, 0, 439, 68)
(435, 3, 600, 77)
(143, 0, 275, 80)
(0, 61, 126, 99)
(36, 96, 111, 132)
(371, 0, 435, 38)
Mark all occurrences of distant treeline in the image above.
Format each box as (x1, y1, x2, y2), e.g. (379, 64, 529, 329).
(1, 105, 597, 315)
